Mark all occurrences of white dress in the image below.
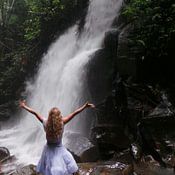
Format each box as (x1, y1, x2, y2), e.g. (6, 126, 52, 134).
(36, 121, 78, 175)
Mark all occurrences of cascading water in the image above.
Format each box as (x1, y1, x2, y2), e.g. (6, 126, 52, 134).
(0, 0, 123, 165)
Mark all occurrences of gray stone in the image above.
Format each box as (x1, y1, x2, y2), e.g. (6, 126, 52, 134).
(64, 132, 100, 162)
(104, 29, 119, 53)
(0, 147, 10, 162)
(117, 24, 137, 78)
(92, 124, 130, 149)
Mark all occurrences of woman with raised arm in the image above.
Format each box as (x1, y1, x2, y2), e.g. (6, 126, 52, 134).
(19, 100, 95, 175)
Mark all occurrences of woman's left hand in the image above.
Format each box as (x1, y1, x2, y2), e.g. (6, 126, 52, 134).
(85, 102, 95, 108)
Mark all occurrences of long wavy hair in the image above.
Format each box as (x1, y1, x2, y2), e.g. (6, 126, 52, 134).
(45, 107, 63, 141)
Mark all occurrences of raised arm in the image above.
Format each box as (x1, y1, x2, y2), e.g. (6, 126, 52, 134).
(62, 102, 95, 124)
(19, 100, 43, 123)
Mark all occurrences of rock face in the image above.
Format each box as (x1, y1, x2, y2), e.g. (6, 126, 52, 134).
(87, 29, 119, 105)
(116, 24, 138, 79)
(87, 48, 115, 106)
(64, 133, 99, 162)
(0, 147, 18, 175)
(91, 124, 130, 159)
(104, 29, 119, 55)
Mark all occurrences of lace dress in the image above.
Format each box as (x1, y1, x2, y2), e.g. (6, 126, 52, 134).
(36, 121, 78, 175)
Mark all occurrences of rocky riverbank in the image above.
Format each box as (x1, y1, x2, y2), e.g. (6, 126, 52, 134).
(1, 161, 175, 175)
(1, 146, 175, 175)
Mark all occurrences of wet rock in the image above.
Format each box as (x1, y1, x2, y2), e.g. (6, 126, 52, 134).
(148, 104, 173, 118)
(134, 162, 175, 175)
(126, 83, 161, 109)
(3, 161, 174, 175)
(117, 24, 138, 78)
(9, 165, 39, 175)
(91, 124, 130, 159)
(7, 162, 128, 175)
(87, 48, 115, 105)
(168, 156, 175, 173)
(1, 156, 18, 175)
(78, 161, 127, 175)
(122, 164, 134, 175)
(104, 29, 119, 54)
(145, 91, 174, 118)
(112, 149, 133, 164)
(0, 147, 10, 162)
(130, 143, 142, 162)
(64, 132, 99, 162)
(87, 28, 120, 106)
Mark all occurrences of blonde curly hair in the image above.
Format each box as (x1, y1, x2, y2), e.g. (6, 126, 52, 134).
(46, 107, 63, 141)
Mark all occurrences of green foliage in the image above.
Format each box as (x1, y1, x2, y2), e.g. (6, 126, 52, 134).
(122, 0, 175, 59)
(0, 0, 15, 27)
(23, 0, 42, 40)
(0, 0, 27, 53)
(0, 0, 27, 27)
(24, 0, 65, 41)
(0, 51, 26, 103)
(24, 17, 41, 41)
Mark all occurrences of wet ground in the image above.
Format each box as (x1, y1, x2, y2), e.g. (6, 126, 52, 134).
(1, 159, 175, 175)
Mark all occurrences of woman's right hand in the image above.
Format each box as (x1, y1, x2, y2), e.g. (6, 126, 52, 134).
(19, 100, 26, 108)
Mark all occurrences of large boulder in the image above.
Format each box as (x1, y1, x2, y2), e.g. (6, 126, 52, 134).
(91, 124, 130, 159)
(86, 29, 119, 106)
(0, 147, 10, 162)
(116, 24, 138, 79)
(0, 147, 18, 175)
(64, 132, 99, 162)
(86, 48, 114, 105)
(103, 29, 119, 54)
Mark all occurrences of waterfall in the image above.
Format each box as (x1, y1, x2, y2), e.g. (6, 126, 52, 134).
(0, 0, 123, 165)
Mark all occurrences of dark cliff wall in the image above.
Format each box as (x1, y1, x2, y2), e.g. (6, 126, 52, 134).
(87, 0, 175, 160)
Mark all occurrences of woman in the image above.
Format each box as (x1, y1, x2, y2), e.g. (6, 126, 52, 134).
(19, 100, 95, 175)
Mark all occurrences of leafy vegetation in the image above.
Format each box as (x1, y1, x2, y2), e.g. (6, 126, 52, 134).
(24, 0, 63, 41)
(122, 0, 175, 84)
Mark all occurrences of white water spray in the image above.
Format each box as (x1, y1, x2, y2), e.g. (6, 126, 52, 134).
(0, 0, 123, 165)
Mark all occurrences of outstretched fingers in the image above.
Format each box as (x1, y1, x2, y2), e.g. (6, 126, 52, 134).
(19, 100, 26, 108)
(85, 102, 95, 108)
